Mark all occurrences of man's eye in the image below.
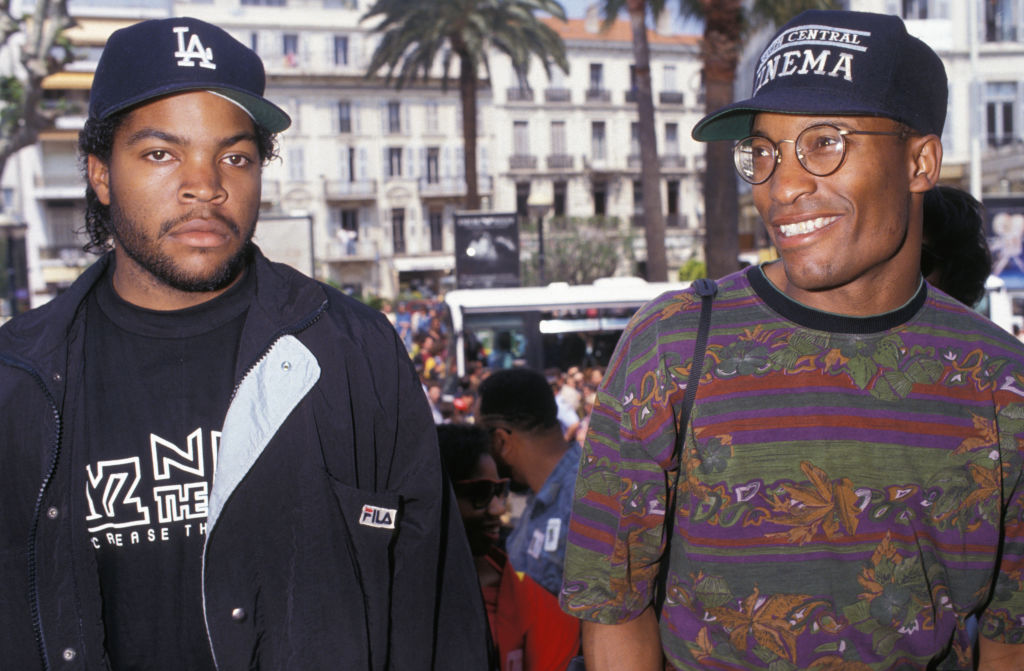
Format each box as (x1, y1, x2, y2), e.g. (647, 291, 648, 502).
(224, 154, 252, 167)
(146, 150, 170, 161)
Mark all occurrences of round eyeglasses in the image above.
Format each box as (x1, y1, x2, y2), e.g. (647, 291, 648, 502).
(733, 123, 909, 185)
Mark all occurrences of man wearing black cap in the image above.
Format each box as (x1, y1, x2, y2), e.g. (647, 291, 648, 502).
(561, 9, 1024, 670)
(0, 17, 488, 670)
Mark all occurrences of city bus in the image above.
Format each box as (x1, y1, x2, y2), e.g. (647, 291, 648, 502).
(441, 277, 687, 384)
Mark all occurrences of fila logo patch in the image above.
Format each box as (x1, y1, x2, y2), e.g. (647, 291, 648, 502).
(359, 504, 397, 529)
(173, 26, 216, 70)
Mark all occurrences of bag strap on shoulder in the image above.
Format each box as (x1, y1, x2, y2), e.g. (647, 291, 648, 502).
(655, 277, 717, 614)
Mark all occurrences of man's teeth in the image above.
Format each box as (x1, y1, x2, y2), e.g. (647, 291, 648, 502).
(779, 216, 835, 237)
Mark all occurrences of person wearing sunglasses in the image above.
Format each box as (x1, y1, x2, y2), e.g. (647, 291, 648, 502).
(437, 424, 580, 671)
(561, 9, 1024, 671)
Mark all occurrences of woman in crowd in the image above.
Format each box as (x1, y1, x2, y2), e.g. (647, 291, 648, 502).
(436, 424, 580, 671)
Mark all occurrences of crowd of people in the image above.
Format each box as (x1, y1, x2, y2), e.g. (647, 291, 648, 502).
(378, 296, 605, 434)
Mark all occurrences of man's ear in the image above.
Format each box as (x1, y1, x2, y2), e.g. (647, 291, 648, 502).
(909, 134, 942, 194)
(491, 426, 513, 461)
(87, 154, 112, 206)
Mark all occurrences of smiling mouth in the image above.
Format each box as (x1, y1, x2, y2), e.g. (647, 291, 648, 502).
(778, 215, 839, 238)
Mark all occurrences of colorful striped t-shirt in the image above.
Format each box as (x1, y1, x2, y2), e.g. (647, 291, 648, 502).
(561, 265, 1024, 670)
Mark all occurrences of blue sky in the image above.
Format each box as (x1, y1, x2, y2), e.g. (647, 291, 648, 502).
(556, 0, 703, 34)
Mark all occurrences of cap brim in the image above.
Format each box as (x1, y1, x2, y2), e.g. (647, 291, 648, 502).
(691, 88, 892, 142)
(100, 84, 291, 133)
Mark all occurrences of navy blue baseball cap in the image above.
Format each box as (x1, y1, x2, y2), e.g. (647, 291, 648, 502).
(89, 17, 291, 132)
(692, 10, 946, 142)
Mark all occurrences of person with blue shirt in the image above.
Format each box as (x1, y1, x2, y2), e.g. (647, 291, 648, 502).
(478, 367, 581, 596)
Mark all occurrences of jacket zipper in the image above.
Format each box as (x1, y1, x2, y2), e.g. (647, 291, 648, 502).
(1, 355, 63, 671)
(205, 299, 327, 669)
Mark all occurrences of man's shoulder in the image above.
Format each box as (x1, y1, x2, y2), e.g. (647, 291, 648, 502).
(919, 290, 1024, 358)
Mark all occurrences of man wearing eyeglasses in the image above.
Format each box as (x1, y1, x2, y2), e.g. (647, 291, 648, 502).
(561, 9, 1024, 671)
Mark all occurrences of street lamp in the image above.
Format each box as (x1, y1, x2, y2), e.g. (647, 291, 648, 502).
(527, 190, 552, 285)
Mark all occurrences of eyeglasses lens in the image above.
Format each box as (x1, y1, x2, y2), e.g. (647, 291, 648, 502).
(734, 125, 847, 184)
(796, 126, 845, 177)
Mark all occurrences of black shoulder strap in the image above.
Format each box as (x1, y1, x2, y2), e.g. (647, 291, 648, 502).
(654, 277, 717, 615)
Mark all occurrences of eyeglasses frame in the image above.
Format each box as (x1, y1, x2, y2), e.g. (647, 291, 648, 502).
(733, 123, 912, 185)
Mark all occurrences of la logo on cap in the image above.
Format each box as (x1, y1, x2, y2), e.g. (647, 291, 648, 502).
(173, 25, 216, 70)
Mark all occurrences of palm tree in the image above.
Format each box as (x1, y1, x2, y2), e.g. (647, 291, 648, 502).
(0, 0, 73, 188)
(363, 0, 568, 211)
(679, 0, 838, 279)
(594, 0, 669, 282)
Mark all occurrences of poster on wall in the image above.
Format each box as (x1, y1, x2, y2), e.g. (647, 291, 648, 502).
(985, 196, 1024, 290)
(454, 211, 520, 289)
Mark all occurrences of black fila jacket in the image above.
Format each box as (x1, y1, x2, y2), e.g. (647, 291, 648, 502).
(0, 248, 491, 670)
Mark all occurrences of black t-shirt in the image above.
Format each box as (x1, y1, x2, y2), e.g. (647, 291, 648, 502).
(79, 266, 253, 670)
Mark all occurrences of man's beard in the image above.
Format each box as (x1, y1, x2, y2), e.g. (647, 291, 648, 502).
(110, 199, 256, 293)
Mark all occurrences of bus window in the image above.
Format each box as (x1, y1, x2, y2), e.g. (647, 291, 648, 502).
(443, 278, 688, 384)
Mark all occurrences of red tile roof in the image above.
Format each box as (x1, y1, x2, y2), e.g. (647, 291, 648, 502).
(542, 17, 700, 46)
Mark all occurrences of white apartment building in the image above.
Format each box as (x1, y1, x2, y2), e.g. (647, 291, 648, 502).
(1, 0, 711, 308)
(489, 10, 705, 276)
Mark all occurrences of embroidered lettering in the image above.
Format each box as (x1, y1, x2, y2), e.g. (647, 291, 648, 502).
(173, 26, 216, 69)
(360, 504, 397, 529)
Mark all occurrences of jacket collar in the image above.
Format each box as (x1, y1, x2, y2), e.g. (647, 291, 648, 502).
(0, 245, 327, 378)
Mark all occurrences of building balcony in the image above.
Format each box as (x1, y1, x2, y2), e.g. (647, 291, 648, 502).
(506, 87, 534, 102)
(419, 177, 465, 198)
(630, 214, 645, 228)
(546, 154, 574, 170)
(33, 173, 84, 200)
(325, 238, 378, 262)
(509, 154, 538, 170)
(627, 153, 642, 169)
(324, 179, 377, 201)
(625, 89, 638, 103)
(660, 154, 687, 170)
(544, 88, 571, 102)
(665, 213, 688, 228)
(585, 88, 611, 103)
(659, 91, 684, 105)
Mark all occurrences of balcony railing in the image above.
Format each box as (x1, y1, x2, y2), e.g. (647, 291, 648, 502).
(665, 213, 688, 228)
(326, 238, 377, 261)
(546, 154, 574, 170)
(659, 91, 684, 105)
(660, 154, 686, 170)
(324, 179, 377, 200)
(33, 173, 83, 190)
(625, 89, 638, 103)
(544, 88, 571, 102)
(419, 177, 465, 197)
(509, 155, 538, 170)
(585, 88, 611, 103)
(507, 87, 535, 102)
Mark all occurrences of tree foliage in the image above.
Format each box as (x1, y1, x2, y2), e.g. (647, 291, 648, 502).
(520, 216, 635, 285)
(0, 0, 73, 187)
(363, 0, 568, 209)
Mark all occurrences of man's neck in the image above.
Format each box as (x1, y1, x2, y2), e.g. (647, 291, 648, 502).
(523, 431, 570, 494)
(112, 255, 247, 312)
